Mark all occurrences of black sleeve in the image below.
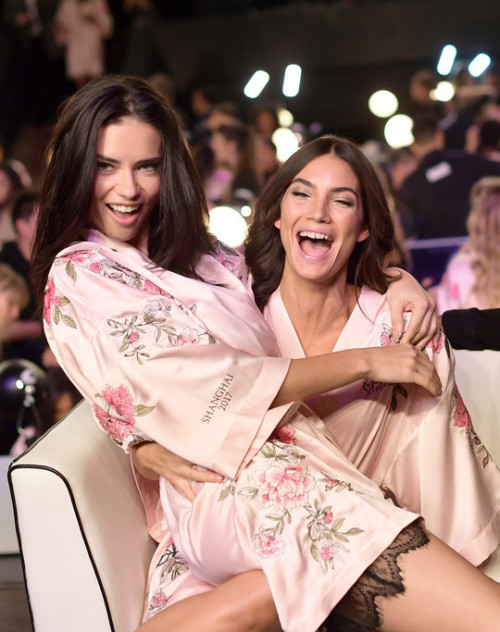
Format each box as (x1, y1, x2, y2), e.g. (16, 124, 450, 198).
(442, 308, 500, 351)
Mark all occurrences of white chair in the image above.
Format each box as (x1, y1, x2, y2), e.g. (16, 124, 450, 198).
(8, 400, 156, 632)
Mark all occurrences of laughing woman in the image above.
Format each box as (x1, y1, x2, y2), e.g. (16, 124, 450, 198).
(32, 75, 500, 632)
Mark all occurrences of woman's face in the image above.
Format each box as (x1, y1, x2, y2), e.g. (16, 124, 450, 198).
(276, 153, 369, 287)
(0, 288, 21, 340)
(89, 117, 162, 253)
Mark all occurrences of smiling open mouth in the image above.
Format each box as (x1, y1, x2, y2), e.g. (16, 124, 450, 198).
(298, 230, 332, 254)
(108, 204, 139, 217)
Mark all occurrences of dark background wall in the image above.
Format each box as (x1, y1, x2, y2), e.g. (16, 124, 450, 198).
(133, 0, 500, 142)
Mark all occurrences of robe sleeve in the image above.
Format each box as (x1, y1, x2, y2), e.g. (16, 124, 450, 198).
(43, 251, 292, 479)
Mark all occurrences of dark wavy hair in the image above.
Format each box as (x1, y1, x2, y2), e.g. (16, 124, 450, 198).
(32, 73, 214, 305)
(245, 135, 396, 311)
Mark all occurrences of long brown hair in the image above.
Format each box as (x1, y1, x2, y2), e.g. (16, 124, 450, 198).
(245, 135, 396, 310)
(32, 74, 214, 306)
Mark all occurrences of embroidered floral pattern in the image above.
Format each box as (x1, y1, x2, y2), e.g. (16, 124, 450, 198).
(93, 384, 154, 446)
(453, 386, 491, 467)
(145, 590, 169, 621)
(270, 425, 297, 445)
(229, 440, 364, 570)
(304, 500, 363, 572)
(212, 240, 244, 280)
(376, 323, 409, 411)
(43, 277, 76, 328)
(157, 538, 190, 582)
(107, 303, 216, 364)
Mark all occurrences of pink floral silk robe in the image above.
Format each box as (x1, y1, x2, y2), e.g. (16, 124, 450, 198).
(264, 285, 500, 567)
(44, 231, 417, 632)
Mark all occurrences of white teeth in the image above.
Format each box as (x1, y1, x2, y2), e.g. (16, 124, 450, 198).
(298, 231, 330, 241)
(109, 204, 138, 213)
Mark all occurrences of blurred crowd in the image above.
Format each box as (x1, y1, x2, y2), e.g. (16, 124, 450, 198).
(2, 1, 500, 454)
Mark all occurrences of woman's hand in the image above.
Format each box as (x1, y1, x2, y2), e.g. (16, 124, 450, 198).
(131, 442, 224, 502)
(365, 343, 442, 397)
(386, 268, 440, 349)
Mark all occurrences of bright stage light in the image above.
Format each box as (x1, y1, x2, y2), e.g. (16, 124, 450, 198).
(431, 81, 455, 102)
(272, 127, 300, 162)
(368, 90, 399, 118)
(282, 64, 302, 97)
(209, 206, 248, 248)
(278, 107, 294, 127)
(244, 70, 270, 98)
(469, 53, 491, 78)
(384, 114, 414, 149)
(437, 45, 457, 76)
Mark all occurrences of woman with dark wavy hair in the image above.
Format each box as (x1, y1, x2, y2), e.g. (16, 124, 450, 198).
(245, 135, 395, 311)
(32, 75, 500, 632)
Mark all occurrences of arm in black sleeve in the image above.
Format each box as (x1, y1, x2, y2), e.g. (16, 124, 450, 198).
(442, 308, 500, 351)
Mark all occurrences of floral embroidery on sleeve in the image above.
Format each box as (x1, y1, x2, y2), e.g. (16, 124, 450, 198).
(212, 240, 244, 280)
(93, 384, 154, 446)
(453, 386, 491, 467)
(43, 277, 76, 328)
(106, 299, 216, 364)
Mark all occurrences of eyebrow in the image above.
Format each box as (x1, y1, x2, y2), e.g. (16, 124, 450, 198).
(291, 177, 359, 198)
(95, 154, 162, 165)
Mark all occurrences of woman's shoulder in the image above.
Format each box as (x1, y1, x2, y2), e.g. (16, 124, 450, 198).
(209, 239, 247, 282)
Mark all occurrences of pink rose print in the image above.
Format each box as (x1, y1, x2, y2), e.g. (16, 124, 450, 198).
(89, 261, 104, 274)
(453, 388, 472, 430)
(61, 253, 89, 266)
(271, 425, 296, 445)
(173, 327, 200, 346)
(151, 592, 168, 609)
(323, 512, 333, 525)
(255, 462, 315, 511)
(93, 405, 134, 440)
(43, 278, 60, 324)
(253, 530, 285, 558)
(320, 542, 335, 562)
(429, 334, 444, 354)
(380, 326, 395, 347)
(143, 279, 167, 296)
(102, 384, 135, 421)
(128, 331, 140, 345)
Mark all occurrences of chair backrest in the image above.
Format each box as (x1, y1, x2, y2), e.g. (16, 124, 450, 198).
(8, 399, 156, 632)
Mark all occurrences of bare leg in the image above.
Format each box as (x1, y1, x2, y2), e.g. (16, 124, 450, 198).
(136, 569, 281, 632)
(335, 520, 500, 632)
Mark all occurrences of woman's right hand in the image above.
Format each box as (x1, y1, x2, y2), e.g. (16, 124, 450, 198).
(364, 343, 442, 397)
(131, 441, 224, 502)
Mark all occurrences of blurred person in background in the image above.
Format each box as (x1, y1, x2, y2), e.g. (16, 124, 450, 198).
(53, 0, 113, 89)
(0, 191, 46, 366)
(432, 177, 500, 314)
(0, 163, 24, 250)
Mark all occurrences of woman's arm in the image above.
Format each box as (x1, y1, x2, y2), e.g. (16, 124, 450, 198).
(385, 268, 439, 348)
(442, 308, 500, 351)
(272, 342, 441, 407)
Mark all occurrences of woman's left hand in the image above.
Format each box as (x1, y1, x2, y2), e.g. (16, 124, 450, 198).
(386, 268, 440, 349)
(131, 441, 224, 502)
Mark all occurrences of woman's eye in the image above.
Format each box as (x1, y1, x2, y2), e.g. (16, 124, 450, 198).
(334, 198, 355, 208)
(139, 162, 160, 172)
(96, 161, 113, 171)
(291, 190, 308, 198)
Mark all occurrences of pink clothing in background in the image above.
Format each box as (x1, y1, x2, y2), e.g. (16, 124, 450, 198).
(53, 0, 113, 82)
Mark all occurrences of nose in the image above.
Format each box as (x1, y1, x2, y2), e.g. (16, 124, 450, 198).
(116, 169, 140, 199)
(308, 195, 330, 223)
